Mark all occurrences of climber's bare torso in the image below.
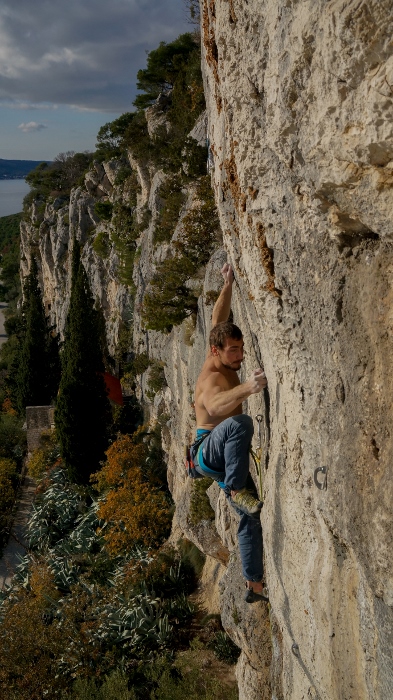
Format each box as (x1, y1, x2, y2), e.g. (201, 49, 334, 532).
(194, 263, 266, 430)
(195, 343, 243, 430)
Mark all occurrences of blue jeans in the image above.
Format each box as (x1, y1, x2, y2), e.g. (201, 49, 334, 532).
(191, 415, 263, 582)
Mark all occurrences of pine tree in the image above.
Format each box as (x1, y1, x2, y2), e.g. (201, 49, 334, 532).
(15, 258, 60, 413)
(55, 241, 111, 484)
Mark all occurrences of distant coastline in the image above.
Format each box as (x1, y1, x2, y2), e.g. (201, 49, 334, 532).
(0, 158, 49, 180)
(0, 175, 29, 180)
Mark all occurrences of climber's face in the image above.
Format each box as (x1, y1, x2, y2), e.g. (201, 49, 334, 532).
(212, 337, 244, 371)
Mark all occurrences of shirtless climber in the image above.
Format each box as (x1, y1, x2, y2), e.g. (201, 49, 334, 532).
(191, 262, 268, 603)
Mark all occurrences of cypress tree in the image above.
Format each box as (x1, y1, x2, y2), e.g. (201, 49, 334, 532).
(15, 258, 59, 413)
(55, 241, 111, 484)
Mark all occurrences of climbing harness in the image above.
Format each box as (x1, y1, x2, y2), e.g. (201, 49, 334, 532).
(250, 414, 264, 502)
(314, 466, 328, 490)
(184, 431, 210, 479)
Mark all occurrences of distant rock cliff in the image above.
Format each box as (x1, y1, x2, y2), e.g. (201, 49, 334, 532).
(20, 2, 393, 698)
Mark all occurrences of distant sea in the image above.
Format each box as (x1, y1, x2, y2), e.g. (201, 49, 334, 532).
(0, 179, 30, 218)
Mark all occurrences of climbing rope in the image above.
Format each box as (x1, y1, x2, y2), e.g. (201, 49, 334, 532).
(250, 414, 264, 501)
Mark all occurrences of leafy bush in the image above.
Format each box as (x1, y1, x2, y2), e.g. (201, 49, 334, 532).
(122, 546, 195, 599)
(110, 203, 140, 287)
(114, 164, 134, 187)
(142, 255, 197, 333)
(92, 230, 111, 258)
(182, 137, 208, 179)
(173, 176, 220, 266)
(25, 151, 93, 203)
(94, 201, 113, 221)
(27, 430, 60, 481)
(149, 649, 238, 700)
(92, 433, 171, 554)
(129, 352, 151, 376)
(142, 176, 219, 333)
(95, 113, 137, 161)
(209, 631, 241, 664)
(63, 670, 136, 700)
(134, 34, 198, 109)
(189, 478, 215, 525)
(146, 362, 167, 400)
(123, 170, 142, 206)
(0, 413, 26, 461)
(154, 175, 186, 244)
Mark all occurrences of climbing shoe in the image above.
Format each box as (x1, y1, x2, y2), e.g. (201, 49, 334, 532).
(230, 488, 262, 516)
(244, 583, 269, 604)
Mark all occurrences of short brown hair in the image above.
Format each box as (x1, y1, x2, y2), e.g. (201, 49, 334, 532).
(209, 322, 243, 349)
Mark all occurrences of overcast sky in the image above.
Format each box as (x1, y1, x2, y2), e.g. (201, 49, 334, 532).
(0, 0, 191, 160)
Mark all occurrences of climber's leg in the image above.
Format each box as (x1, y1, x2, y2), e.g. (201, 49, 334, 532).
(202, 414, 254, 490)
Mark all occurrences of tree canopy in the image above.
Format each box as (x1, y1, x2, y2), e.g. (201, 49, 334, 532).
(14, 258, 60, 414)
(55, 241, 111, 484)
(133, 33, 198, 109)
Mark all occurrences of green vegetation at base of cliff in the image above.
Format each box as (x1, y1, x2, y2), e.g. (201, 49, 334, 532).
(0, 421, 238, 700)
(0, 410, 26, 550)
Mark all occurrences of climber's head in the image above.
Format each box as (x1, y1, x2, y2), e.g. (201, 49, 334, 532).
(210, 322, 244, 371)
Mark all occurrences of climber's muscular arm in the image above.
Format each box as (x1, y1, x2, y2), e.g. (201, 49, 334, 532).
(201, 369, 266, 418)
(211, 263, 234, 328)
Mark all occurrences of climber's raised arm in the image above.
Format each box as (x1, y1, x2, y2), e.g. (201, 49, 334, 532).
(211, 263, 234, 328)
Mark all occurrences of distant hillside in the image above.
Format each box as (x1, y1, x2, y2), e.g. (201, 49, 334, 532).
(0, 158, 49, 179)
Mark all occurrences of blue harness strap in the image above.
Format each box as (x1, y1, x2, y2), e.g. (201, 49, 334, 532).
(195, 429, 226, 490)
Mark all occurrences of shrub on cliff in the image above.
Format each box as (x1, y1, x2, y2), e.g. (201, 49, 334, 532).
(133, 33, 198, 109)
(95, 112, 136, 161)
(94, 201, 113, 221)
(55, 242, 112, 484)
(95, 33, 206, 175)
(154, 175, 186, 244)
(25, 151, 93, 203)
(142, 177, 220, 332)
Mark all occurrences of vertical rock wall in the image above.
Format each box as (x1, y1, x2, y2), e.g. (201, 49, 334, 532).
(19, 5, 393, 694)
(200, 1, 393, 698)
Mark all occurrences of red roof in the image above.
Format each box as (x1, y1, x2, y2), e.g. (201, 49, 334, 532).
(103, 372, 124, 405)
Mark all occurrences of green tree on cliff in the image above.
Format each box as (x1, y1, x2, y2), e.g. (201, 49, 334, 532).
(55, 241, 111, 484)
(14, 258, 60, 413)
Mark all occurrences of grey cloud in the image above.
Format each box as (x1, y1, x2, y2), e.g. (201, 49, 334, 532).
(0, 0, 190, 111)
(18, 121, 48, 132)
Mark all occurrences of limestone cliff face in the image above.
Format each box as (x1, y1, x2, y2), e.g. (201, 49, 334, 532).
(20, 161, 133, 356)
(20, 2, 393, 698)
(199, 1, 393, 698)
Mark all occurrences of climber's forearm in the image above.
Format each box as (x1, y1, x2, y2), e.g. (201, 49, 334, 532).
(212, 280, 233, 327)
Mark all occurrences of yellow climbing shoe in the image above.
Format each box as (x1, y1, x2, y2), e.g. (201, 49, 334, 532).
(230, 488, 262, 516)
